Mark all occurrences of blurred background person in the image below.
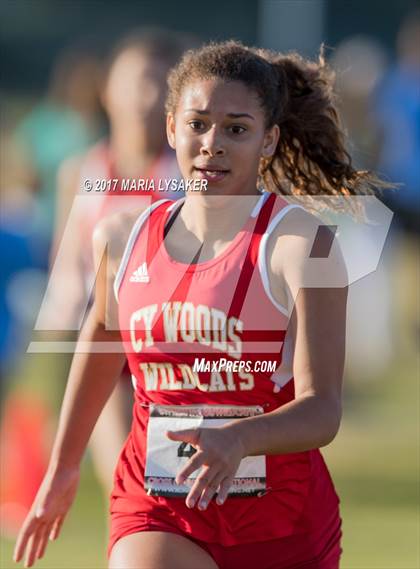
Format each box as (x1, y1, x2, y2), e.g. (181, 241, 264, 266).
(373, 9, 420, 236)
(331, 36, 388, 171)
(49, 28, 195, 496)
(330, 38, 394, 382)
(370, 10, 420, 361)
(12, 44, 105, 251)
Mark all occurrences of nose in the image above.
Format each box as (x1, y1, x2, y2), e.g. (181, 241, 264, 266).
(200, 126, 225, 157)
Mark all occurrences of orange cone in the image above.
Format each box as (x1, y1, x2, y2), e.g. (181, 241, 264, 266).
(0, 392, 51, 538)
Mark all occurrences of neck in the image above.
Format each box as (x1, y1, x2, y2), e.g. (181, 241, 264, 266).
(110, 120, 165, 177)
(179, 190, 261, 242)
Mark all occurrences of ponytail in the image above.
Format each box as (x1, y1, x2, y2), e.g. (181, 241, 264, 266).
(256, 47, 391, 219)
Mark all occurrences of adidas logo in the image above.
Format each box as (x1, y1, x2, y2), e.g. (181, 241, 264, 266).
(129, 262, 150, 283)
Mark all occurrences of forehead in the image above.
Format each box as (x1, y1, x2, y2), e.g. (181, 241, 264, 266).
(178, 78, 264, 117)
(109, 49, 168, 82)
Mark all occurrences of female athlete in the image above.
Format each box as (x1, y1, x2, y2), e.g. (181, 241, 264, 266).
(14, 41, 382, 569)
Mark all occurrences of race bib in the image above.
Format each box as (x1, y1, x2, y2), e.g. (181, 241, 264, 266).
(144, 404, 266, 497)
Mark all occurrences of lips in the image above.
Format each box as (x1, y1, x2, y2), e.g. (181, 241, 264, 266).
(193, 165, 230, 182)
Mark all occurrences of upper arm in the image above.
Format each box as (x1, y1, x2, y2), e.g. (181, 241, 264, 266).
(288, 286, 347, 404)
(268, 207, 348, 404)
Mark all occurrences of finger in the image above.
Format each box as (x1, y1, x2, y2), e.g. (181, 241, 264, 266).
(49, 515, 64, 541)
(14, 517, 41, 562)
(185, 465, 220, 509)
(35, 525, 52, 561)
(215, 475, 235, 505)
(198, 470, 227, 510)
(176, 451, 205, 484)
(166, 428, 200, 445)
(24, 523, 46, 568)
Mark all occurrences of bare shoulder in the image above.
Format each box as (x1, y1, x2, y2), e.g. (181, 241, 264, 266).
(93, 209, 142, 244)
(92, 209, 146, 276)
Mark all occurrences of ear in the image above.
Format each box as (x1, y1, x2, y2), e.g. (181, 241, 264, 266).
(166, 113, 176, 149)
(262, 124, 280, 158)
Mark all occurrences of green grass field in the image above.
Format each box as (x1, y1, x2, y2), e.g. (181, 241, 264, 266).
(1, 354, 418, 569)
(325, 354, 420, 568)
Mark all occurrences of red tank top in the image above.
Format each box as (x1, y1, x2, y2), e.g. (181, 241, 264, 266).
(112, 192, 340, 546)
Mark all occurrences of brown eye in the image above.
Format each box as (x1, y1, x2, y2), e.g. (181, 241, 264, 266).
(188, 120, 204, 131)
(229, 125, 246, 135)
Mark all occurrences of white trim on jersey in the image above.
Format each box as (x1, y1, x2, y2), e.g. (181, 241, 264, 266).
(257, 203, 305, 318)
(167, 199, 183, 212)
(113, 199, 170, 303)
(251, 191, 269, 217)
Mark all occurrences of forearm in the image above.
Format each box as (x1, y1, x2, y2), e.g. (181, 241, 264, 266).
(49, 308, 126, 472)
(229, 393, 342, 457)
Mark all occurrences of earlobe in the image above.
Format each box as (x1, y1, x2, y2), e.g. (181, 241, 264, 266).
(166, 113, 176, 149)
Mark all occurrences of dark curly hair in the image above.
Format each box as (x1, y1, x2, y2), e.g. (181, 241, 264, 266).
(166, 40, 392, 219)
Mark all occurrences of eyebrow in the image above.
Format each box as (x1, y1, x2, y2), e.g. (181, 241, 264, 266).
(184, 109, 255, 120)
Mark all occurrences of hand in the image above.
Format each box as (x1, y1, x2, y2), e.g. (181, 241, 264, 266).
(166, 424, 245, 510)
(13, 466, 80, 567)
